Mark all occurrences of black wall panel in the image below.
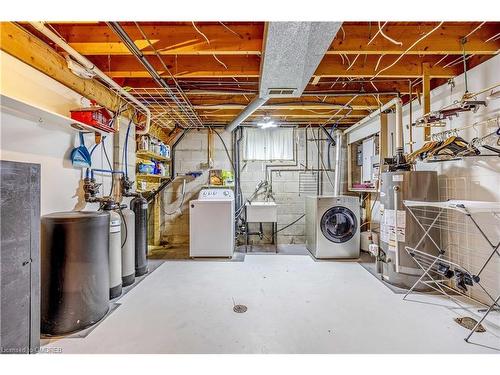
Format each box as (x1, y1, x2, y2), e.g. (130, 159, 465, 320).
(0, 160, 40, 354)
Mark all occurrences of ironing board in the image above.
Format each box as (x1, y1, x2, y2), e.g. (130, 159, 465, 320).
(402, 199, 500, 344)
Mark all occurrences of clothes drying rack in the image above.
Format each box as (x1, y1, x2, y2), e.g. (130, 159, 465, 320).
(402, 199, 500, 343)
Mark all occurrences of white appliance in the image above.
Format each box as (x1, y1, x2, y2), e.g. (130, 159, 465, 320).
(189, 188, 235, 258)
(305, 195, 360, 259)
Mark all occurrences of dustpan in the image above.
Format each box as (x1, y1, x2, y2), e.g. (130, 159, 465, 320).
(70, 132, 92, 168)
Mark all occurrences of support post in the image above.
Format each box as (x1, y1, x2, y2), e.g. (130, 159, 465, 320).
(422, 63, 431, 141)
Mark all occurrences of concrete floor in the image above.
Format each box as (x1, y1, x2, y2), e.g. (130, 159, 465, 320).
(42, 246, 500, 353)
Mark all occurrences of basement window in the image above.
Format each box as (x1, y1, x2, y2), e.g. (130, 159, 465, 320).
(243, 127, 294, 161)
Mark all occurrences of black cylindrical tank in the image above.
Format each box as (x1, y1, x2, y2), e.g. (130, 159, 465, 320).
(130, 195, 148, 276)
(41, 211, 110, 336)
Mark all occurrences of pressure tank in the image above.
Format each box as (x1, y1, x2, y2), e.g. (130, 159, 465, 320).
(130, 195, 148, 276)
(103, 202, 122, 299)
(120, 204, 136, 287)
(378, 171, 439, 289)
(41, 211, 110, 335)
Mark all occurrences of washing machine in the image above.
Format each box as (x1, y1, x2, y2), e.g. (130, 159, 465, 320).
(189, 188, 235, 257)
(305, 195, 360, 259)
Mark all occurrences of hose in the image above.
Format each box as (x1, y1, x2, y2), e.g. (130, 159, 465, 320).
(100, 137, 115, 197)
(162, 179, 187, 216)
(275, 214, 305, 234)
(122, 115, 134, 178)
(118, 205, 128, 249)
(210, 127, 245, 216)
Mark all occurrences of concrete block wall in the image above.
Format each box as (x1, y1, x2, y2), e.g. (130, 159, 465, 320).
(160, 127, 341, 246)
(160, 129, 233, 245)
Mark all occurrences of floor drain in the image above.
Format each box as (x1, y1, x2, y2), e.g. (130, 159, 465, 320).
(233, 304, 247, 313)
(454, 317, 486, 333)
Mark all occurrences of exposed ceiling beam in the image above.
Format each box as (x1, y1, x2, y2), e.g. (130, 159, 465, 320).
(44, 22, 500, 56)
(316, 55, 460, 78)
(87, 54, 459, 79)
(328, 23, 500, 55)
(45, 22, 264, 56)
(84, 54, 260, 78)
(0, 22, 132, 116)
(119, 77, 421, 94)
(157, 95, 392, 109)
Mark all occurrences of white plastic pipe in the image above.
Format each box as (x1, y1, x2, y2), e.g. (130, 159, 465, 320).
(333, 129, 343, 196)
(344, 96, 404, 152)
(29, 22, 151, 135)
(394, 97, 404, 152)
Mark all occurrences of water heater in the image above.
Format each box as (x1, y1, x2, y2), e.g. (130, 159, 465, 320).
(378, 171, 439, 289)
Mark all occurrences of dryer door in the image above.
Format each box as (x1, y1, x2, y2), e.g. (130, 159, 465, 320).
(320, 206, 357, 243)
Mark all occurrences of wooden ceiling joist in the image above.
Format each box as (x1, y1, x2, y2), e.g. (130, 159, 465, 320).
(85, 54, 260, 78)
(316, 55, 461, 78)
(0, 22, 132, 116)
(9, 21, 499, 128)
(86, 54, 458, 79)
(45, 22, 264, 56)
(328, 23, 500, 55)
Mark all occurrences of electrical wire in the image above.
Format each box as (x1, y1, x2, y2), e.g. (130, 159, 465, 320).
(191, 22, 229, 70)
(209, 127, 246, 221)
(219, 22, 243, 39)
(485, 32, 500, 43)
(346, 54, 360, 71)
(310, 127, 335, 191)
(378, 21, 403, 46)
(374, 54, 385, 72)
(210, 127, 236, 172)
(432, 54, 449, 67)
(463, 22, 485, 40)
(371, 21, 444, 81)
(367, 22, 387, 45)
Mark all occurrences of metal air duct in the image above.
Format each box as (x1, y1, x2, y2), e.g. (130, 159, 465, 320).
(226, 22, 341, 132)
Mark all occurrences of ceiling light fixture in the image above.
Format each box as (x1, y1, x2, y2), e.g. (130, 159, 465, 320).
(257, 116, 277, 129)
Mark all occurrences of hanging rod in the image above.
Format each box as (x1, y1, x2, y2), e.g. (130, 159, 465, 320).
(431, 115, 500, 141)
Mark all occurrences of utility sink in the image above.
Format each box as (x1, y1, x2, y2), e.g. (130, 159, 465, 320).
(245, 201, 278, 223)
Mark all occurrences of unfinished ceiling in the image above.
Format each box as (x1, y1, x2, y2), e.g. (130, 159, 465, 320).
(21, 21, 500, 128)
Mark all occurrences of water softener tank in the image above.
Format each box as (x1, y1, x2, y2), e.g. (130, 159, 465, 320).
(121, 204, 136, 286)
(130, 195, 148, 276)
(103, 203, 122, 299)
(41, 211, 110, 335)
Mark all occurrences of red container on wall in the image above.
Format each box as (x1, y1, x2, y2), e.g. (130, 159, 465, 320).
(70, 101, 116, 133)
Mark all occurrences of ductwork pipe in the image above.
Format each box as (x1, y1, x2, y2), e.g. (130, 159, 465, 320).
(29, 22, 151, 134)
(333, 129, 343, 196)
(344, 97, 402, 135)
(394, 97, 404, 152)
(344, 96, 405, 165)
(225, 96, 268, 133)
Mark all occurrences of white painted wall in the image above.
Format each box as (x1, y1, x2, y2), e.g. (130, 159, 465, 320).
(0, 51, 135, 215)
